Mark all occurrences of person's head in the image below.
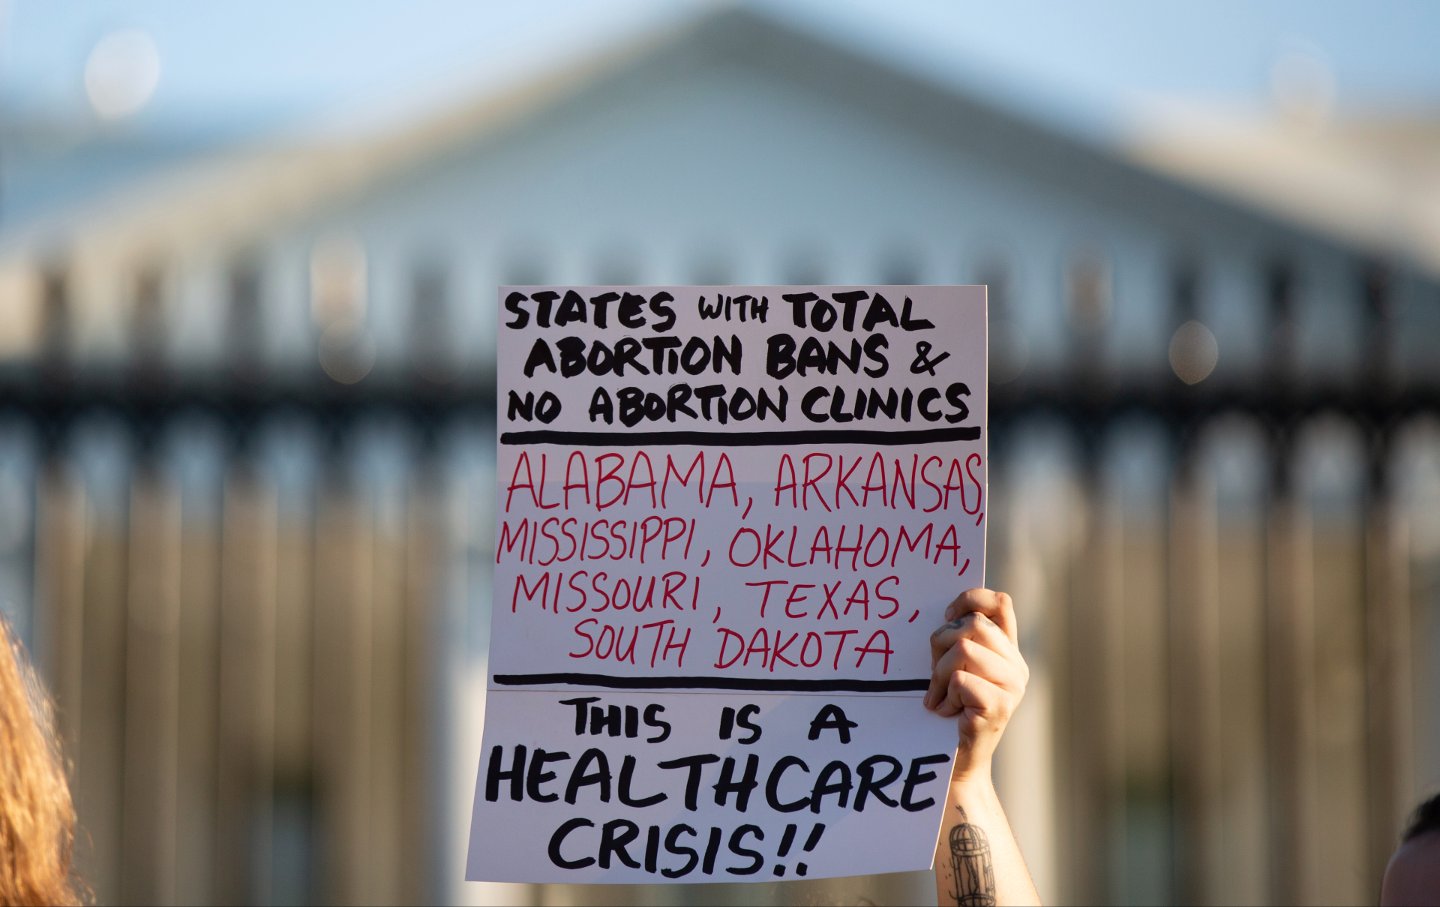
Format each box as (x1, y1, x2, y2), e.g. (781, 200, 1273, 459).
(0, 616, 83, 906)
(1381, 791, 1440, 907)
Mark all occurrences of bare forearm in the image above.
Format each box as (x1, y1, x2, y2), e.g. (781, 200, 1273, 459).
(934, 778, 1039, 907)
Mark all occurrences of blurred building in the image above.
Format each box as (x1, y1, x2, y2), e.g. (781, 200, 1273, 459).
(0, 7, 1437, 906)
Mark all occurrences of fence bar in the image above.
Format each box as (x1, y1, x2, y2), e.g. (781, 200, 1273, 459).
(1063, 450, 1106, 905)
(76, 460, 131, 901)
(174, 449, 223, 904)
(1168, 462, 1226, 905)
(120, 474, 182, 903)
(313, 477, 375, 904)
(215, 473, 279, 902)
(402, 478, 441, 902)
(1264, 492, 1320, 905)
(367, 481, 407, 904)
(1364, 495, 1414, 888)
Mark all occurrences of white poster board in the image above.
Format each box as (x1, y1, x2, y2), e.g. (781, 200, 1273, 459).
(468, 286, 987, 884)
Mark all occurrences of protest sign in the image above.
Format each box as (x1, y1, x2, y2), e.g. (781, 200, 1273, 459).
(467, 286, 987, 884)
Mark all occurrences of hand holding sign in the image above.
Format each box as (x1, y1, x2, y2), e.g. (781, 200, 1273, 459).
(926, 589, 1028, 783)
(926, 589, 1041, 907)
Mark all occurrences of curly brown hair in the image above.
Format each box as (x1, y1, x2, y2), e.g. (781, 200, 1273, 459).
(0, 616, 84, 906)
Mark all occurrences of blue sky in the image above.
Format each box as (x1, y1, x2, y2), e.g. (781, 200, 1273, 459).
(4, 0, 1439, 138)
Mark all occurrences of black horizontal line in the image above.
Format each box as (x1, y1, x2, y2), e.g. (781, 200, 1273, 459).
(499, 427, 980, 447)
(492, 672, 928, 693)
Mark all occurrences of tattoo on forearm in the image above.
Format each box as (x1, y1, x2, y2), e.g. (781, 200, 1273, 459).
(947, 806, 996, 907)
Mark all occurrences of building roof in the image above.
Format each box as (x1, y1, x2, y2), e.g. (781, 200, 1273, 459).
(1, 5, 1433, 278)
(1124, 101, 1440, 277)
(0, 8, 687, 266)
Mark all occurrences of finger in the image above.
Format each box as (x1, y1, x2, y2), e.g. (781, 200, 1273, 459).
(935, 669, 1012, 720)
(925, 622, 961, 710)
(956, 612, 1025, 669)
(927, 616, 1025, 710)
(926, 614, 977, 709)
(929, 615, 968, 665)
(947, 636, 1027, 695)
(931, 612, 1021, 669)
(944, 588, 1018, 647)
(931, 636, 1025, 710)
(926, 605, 1026, 711)
(943, 588, 1017, 645)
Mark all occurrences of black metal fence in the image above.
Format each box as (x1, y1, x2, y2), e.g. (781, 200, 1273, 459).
(0, 252, 1436, 906)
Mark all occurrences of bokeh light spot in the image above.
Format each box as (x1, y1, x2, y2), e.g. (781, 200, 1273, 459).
(1168, 319, 1219, 385)
(84, 28, 161, 120)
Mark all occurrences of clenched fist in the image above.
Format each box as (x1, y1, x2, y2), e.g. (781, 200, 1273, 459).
(924, 588, 1029, 783)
